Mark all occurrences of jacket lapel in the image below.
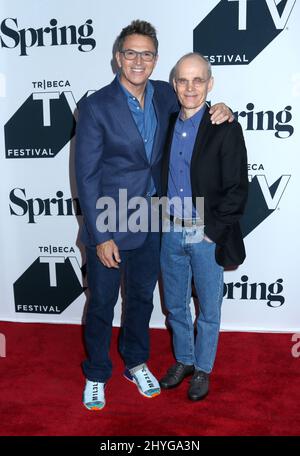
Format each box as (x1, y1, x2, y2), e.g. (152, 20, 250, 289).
(162, 105, 213, 196)
(151, 91, 162, 164)
(161, 112, 178, 195)
(108, 77, 148, 163)
(190, 105, 212, 167)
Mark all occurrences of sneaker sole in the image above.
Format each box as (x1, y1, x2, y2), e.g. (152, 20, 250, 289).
(160, 381, 183, 389)
(188, 391, 209, 401)
(123, 373, 161, 398)
(83, 402, 105, 411)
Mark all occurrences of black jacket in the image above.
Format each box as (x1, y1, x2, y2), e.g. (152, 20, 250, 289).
(161, 106, 248, 267)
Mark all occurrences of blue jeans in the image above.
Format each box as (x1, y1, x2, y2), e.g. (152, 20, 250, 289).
(160, 224, 224, 373)
(83, 232, 160, 382)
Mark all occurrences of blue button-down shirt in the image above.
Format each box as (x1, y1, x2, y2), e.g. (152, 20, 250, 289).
(167, 105, 206, 218)
(118, 76, 157, 196)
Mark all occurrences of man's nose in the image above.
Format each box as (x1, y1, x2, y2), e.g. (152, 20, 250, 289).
(134, 53, 142, 64)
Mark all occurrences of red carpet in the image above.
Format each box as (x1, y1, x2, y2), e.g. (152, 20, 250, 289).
(0, 321, 299, 436)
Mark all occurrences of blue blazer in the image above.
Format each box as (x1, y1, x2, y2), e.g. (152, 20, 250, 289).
(75, 76, 178, 249)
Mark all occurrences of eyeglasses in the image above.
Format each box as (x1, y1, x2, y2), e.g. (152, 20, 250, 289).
(120, 49, 157, 62)
(175, 77, 210, 88)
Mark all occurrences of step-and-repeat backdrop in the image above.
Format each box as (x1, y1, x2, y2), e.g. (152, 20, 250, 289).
(0, 0, 299, 331)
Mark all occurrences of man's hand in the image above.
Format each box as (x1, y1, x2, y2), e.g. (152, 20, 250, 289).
(96, 240, 121, 268)
(209, 103, 234, 124)
(203, 234, 214, 243)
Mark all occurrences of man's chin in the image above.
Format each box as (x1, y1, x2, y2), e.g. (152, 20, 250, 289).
(130, 70, 147, 79)
(130, 79, 149, 87)
(182, 104, 198, 110)
(181, 100, 204, 110)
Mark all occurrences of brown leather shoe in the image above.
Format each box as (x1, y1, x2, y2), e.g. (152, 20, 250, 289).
(159, 362, 194, 389)
(188, 370, 209, 401)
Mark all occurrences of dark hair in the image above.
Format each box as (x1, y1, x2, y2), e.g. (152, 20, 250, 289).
(116, 20, 158, 53)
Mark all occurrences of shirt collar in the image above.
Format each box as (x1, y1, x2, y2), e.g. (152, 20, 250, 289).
(179, 103, 207, 128)
(117, 73, 154, 104)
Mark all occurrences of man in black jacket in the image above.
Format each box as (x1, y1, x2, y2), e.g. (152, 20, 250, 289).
(159, 53, 248, 401)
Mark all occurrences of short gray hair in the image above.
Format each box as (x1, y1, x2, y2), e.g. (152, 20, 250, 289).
(174, 52, 212, 79)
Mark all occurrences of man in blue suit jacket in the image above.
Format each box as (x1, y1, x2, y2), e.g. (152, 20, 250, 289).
(75, 20, 233, 410)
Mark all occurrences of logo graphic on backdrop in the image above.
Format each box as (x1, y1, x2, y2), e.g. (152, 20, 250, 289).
(234, 103, 294, 138)
(4, 96, 293, 159)
(10, 172, 289, 314)
(0, 18, 96, 56)
(9, 171, 290, 237)
(5, 83, 77, 159)
(223, 275, 285, 307)
(4, 83, 95, 159)
(193, 0, 296, 65)
(14, 246, 86, 314)
(9, 188, 81, 223)
(241, 170, 290, 237)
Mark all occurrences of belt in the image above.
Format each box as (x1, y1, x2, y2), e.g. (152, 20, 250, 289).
(169, 214, 203, 228)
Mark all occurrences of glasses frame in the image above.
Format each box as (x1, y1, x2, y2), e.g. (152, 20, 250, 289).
(120, 49, 157, 62)
(175, 77, 211, 88)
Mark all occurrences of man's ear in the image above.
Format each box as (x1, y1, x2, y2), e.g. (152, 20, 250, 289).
(172, 78, 177, 92)
(208, 76, 214, 93)
(115, 52, 122, 68)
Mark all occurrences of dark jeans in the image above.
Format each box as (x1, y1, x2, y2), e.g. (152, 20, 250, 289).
(82, 232, 161, 382)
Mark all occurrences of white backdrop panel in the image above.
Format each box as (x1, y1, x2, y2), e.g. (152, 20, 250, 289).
(0, 0, 299, 331)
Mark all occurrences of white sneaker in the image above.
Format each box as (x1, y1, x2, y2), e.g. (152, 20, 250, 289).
(124, 363, 161, 398)
(83, 379, 106, 410)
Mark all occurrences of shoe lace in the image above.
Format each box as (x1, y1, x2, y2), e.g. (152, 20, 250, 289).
(192, 370, 208, 383)
(168, 362, 185, 377)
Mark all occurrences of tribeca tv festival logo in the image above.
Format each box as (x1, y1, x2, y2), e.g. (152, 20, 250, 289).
(0, 18, 96, 56)
(4, 81, 82, 159)
(13, 246, 85, 314)
(193, 0, 296, 64)
(4, 81, 96, 159)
